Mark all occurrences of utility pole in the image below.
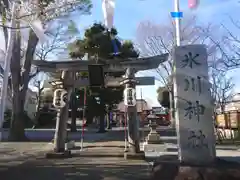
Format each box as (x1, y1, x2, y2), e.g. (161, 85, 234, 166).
(174, 0, 181, 46)
(170, 0, 182, 128)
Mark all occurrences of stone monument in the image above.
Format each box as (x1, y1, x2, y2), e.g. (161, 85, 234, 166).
(173, 44, 216, 164)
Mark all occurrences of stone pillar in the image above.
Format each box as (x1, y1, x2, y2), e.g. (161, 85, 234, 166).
(125, 68, 140, 153)
(54, 108, 64, 152)
(173, 45, 216, 165)
(47, 71, 73, 158)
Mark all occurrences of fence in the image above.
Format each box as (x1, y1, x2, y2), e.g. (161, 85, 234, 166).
(216, 110, 240, 141)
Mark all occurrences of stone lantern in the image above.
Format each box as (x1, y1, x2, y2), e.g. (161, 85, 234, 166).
(146, 114, 162, 144)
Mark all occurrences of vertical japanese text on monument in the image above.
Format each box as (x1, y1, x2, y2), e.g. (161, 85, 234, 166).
(174, 46, 215, 162)
(181, 52, 206, 122)
(184, 101, 205, 122)
(187, 130, 208, 149)
(181, 51, 209, 150)
(184, 76, 202, 95)
(181, 52, 203, 95)
(181, 52, 201, 68)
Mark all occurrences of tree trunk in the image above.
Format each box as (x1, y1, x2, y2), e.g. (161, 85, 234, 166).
(8, 91, 27, 141)
(34, 87, 43, 128)
(70, 90, 77, 132)
(220, 104, 225, 113)
(8, 30, 25, 141)
(85, 107, 94, 125)
(106, 112, 111, 129)
(85, 114, 93, 125)
(98, 100, 106, 133)
(98, 114, 106, 133)
(9, 29, 39, 141)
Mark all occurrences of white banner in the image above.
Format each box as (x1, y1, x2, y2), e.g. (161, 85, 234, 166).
(29, 19, 47, 44)
(102, 0, 115, 29)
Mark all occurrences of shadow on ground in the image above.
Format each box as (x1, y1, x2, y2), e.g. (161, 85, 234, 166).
(0, 157, 150, 180)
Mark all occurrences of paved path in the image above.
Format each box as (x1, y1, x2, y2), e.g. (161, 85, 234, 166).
(0, 157, 150, 180)
(1, 127, 240, 180)
(0, 142, 150, 180)
(0, 143, 52, 164)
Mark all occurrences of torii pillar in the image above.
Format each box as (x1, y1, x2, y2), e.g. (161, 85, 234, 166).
(122, 68, 145, 159)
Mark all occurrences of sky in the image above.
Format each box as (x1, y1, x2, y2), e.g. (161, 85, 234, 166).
(1, 0, 240, 107)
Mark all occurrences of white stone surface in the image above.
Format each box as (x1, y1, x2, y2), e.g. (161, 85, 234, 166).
(65, 140, 76, 150)
(173, 45, 216, 164)
(147, 133, 161, 143)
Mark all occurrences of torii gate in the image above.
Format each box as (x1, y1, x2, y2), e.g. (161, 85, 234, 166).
(32, 53, 168, 158)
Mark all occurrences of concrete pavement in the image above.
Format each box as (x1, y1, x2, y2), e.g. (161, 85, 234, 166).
(0, 142, 151, 180)
(1, 127, 240, 179)
(0, 157, 151, 180)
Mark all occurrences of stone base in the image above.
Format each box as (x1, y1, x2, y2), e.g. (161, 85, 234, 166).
(65, 140, 75, 150)
(145, 140, 162, 144)
(124, 151, 145, 160)
(45, 150, 72, 159)
(147, 133, 162, 144)
(151, 155, 240, 180)
(143, 142, 166, 152)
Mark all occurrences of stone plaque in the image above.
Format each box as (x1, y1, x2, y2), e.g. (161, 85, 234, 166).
(173, 45, 216, 164)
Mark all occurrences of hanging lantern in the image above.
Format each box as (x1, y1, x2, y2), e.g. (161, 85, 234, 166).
(102, 0, 115, 29)
(188, 0, 199, 9)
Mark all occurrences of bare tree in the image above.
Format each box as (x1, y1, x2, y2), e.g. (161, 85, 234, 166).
(210, 68, 235, 113)
(136, 16, 221, 87)
(0, 0, 91, 141)
(35, 20, 79, 61)
(136, 15, 228, 125)
(28, 19, 79, 85)
(31, 78, 44, 126)
(221, 16, 240, 69)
